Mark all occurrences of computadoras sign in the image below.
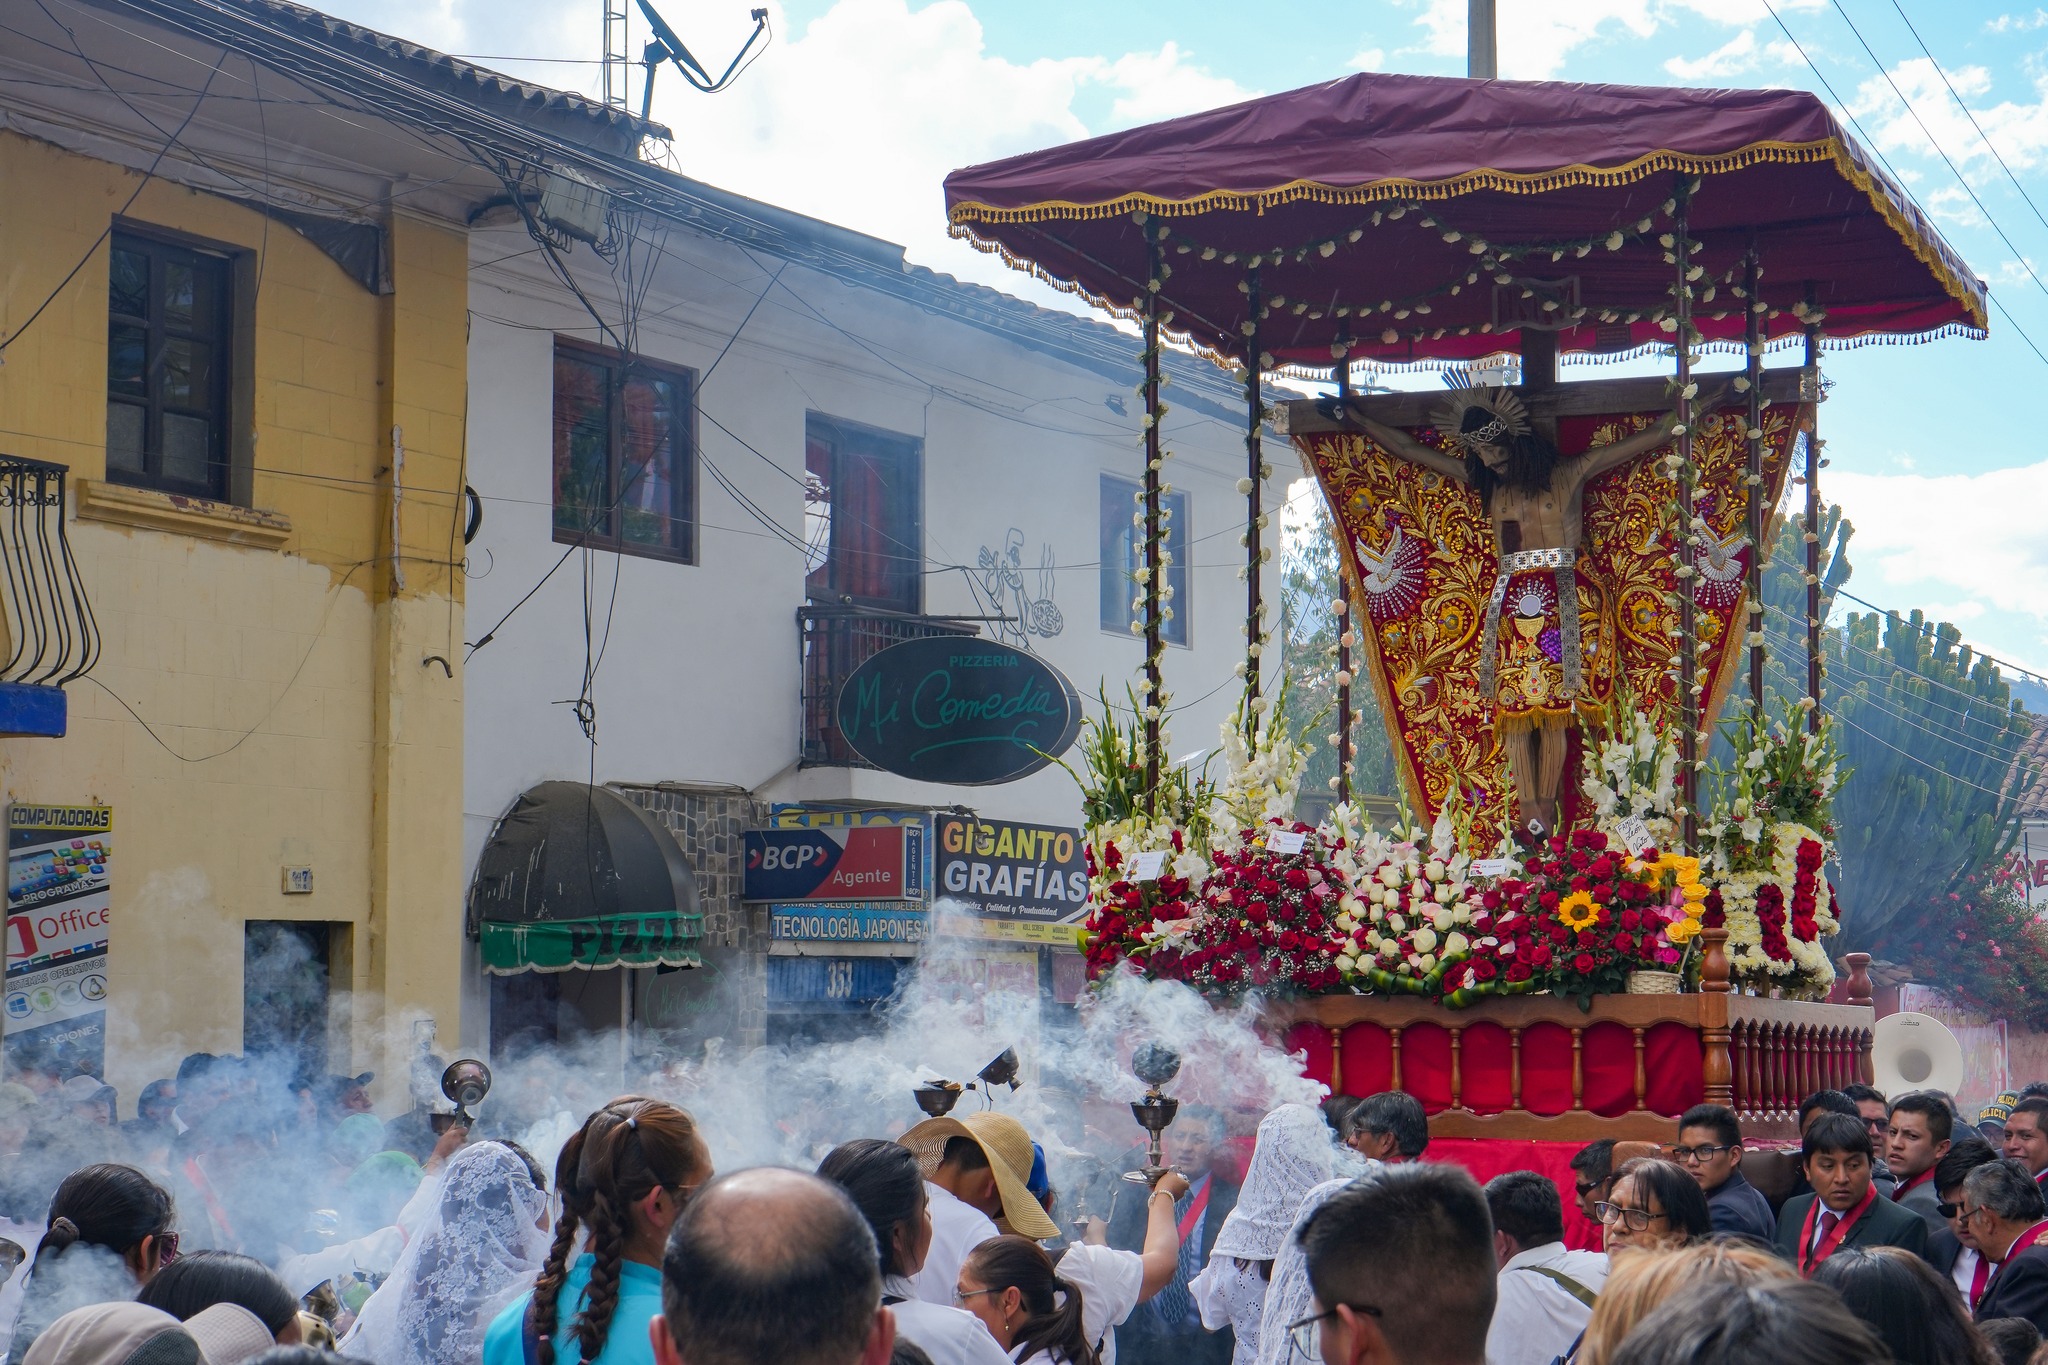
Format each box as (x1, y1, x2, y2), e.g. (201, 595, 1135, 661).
(835, 637, 1082, 785)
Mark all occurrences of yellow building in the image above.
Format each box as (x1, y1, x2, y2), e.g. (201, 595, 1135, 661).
(0, 0, 657, 1107)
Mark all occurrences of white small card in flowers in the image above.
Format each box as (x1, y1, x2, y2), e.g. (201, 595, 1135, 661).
(1469, 857, 1515, 878)
(1265, 830, 1308, 855)
(1616, 816, 1653, 855)
(1127, 850, 1168, 882)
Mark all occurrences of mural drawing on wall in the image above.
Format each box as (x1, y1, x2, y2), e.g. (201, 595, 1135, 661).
(977, 529, 1063, 648)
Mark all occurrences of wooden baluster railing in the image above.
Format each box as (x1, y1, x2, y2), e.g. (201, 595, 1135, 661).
(1730, 1020, 1750, 1116)
(1845, 953, 1873, 1007)
(1450, 1025, 1466, 1111)
(1796, 1024, 1814, 1101)
(1700, 926, 1734, 1108)
(1769, 1024, 1788, 1122)
(1858, 1028, 1875, 1085)
(1632, 1026, 1648, 1112)
(1570, 1026, 1587, 1112)
(1829, 1026, 1846, 1091)
(1328, 1027, 1345, 1097)
(1390, 1026, 1405, 1095)
(1509, 1026, 1524, 1112)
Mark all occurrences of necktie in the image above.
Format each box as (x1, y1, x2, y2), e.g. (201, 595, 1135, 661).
(1817, 1210, 1840, 1255)
(1152, 1191, 1200, 1328)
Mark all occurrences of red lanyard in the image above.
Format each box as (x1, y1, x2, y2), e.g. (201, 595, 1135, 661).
(2002, 1220, 2048, 1268)
(1798, 1185, 1876, 1277)
(1176, 1177, 1213, 1246)
(1892, 1168, 1935, 1201)
(1970, 1250, 1992, 1310)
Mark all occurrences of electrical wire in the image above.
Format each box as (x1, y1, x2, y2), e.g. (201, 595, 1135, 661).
(1887, 0, 2048, 242)
(1758, 0, 2048, 370)
(0, 50, 228, 358)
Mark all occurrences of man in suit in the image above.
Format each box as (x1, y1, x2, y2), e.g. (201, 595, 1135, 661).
(1111, 1105, 1239, 1365)
(1774, 1113, 1929, 1274)
(1674, 1103, 1775, 1243)
(1967, 1158, 2048, 1332)
(1887, 1092, 1955, 1229)
(1928, 1138, 2001, 1313)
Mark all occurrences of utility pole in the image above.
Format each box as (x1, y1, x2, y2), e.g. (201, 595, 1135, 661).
(1468, 0, 1497, 79)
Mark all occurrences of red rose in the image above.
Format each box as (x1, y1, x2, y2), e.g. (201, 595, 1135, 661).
(1472, 959, 1499, 982)
(1614, 933, 1636, 955)
(1619, 910, 1641, 931)
(1573, 953, 1596, 973)
(1506, 961, 1533, 983)
(1284, 868, 1310, 890)
(1530, 944, 1553, 968)
(1539, 891, 1561, 911)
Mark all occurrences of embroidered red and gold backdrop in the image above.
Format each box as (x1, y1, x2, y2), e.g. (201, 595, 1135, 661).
(1297, 401, 1809, 839)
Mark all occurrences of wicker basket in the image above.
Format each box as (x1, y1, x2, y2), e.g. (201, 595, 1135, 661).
(1625, 970, 1682, 995)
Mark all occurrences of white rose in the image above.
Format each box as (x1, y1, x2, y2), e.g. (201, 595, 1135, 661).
(1425, 859, 1447, 882)
(1415, 953, 1437, 972)
(1444, 932, 1471, 956)
(1387, 914, 1407, 934)
(1413, 928, 1439, 954)
(1335, 954, 1358, 972)
(1434, 884, 1456, 905)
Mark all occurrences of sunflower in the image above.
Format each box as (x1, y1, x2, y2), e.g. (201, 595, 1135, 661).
(1557, 890, 1602, 932)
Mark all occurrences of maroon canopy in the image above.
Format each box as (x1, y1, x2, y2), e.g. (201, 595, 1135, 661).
(944, 71, 1986, 369)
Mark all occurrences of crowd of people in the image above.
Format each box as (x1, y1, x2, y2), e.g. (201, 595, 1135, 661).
(10, 1050, 2048, 1365)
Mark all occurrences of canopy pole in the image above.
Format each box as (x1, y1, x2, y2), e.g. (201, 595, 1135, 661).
(1244, 268, 1265, 721)
(1334, 359, 1353, 809)
(1672, 182, 1699, 853)
(1803, 307, 1823, 735)
(1744, 245, 1766, 716)
(1142, 224, 1164, 805)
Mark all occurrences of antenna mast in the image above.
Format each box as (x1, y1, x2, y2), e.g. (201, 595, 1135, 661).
(602, 0, 630, 108)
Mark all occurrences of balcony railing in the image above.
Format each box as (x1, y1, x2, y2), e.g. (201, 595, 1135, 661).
(798, 604, 981, 766)
(0, 458, 98, 735)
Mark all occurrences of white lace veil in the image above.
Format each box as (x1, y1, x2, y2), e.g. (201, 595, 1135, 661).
(1252, 1169, 1381, 1365)
(1210, 1105, 1343, 1262)
(339, 1141, 551, 1365)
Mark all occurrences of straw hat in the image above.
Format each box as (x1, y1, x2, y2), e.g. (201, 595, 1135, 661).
(899, 1111, 1060, 1240)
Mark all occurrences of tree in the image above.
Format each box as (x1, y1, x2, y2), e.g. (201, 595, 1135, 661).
(1828, 609, 2035, 955)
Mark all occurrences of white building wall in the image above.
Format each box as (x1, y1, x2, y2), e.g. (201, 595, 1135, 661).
(460, 212, 1283, 1038)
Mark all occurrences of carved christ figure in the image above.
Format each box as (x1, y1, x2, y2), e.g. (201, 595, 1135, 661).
(1352, 384, 1721, 833)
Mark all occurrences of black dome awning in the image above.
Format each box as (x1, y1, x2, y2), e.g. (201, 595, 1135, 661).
(466, 782, 702, 974)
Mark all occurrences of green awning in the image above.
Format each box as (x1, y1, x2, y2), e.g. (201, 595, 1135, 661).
(478, 912, 701, 973)
(468, 782, 705, 975)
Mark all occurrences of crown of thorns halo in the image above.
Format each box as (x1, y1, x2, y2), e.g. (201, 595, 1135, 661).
(1434, 385, 1531, 452)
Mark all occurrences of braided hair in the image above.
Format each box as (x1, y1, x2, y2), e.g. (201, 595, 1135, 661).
(963, 1235, 1097, 1365)
(530, 1096, 709, 1365)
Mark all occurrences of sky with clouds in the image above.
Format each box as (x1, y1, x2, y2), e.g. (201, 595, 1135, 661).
(324, 0, 2048, 688)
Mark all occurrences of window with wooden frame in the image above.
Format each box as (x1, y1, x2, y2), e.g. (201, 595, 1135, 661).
(1099, 473, 1189, 647)
(106, 230, 233, 500)
(803, 414, 922, 614)
(552, 338, 696, 562)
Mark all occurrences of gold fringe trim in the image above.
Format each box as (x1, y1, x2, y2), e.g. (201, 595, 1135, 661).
(950, 136, 1987, 338)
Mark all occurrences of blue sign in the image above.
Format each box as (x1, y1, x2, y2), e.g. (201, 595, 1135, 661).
(770, 905, 929, 945)
(766, 956, 904, 1009)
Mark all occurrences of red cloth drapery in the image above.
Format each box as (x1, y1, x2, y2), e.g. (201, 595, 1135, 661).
(1426, 1139, 1609, 1251)
(1284, 1021, 1704, 1119)
(943, 71, 1984, 370)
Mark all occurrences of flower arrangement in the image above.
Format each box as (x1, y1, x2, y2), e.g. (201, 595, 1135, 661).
(1144, 820, 1346, 994)
(1511, 830, 1691, 1004)
(1580, 707, 1684, 852)
(1698, 704, 1844, 996)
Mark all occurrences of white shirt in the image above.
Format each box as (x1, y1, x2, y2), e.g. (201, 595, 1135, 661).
(1057, 1242, 1144, 1365)
(884, 1275, 1013, 1365)
(1485, 1243, 1609, 1365)
(1191, 1257, 1267, 1365)
(913, 1182, 1002, 1306)
(1952, 1244, 1986, 1306)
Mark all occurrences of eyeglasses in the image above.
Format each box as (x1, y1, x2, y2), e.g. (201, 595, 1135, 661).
(954, 1288, 1002, 1305)
(1670, 1143, 1734, 1164)
(1286, 1305, 1382, 1362)
(1594, 1202, 1666, 1231)
(155, 1232, 180, 1266)
(1960, 1205, 1989, 1225)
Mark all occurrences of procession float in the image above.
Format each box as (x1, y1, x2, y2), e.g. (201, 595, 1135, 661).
(941, 71, 1986, 1179)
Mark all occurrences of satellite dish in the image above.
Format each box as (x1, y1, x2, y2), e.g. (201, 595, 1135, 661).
(1872, 1011, 1966, 1099)
(635, 0, 771, 117)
